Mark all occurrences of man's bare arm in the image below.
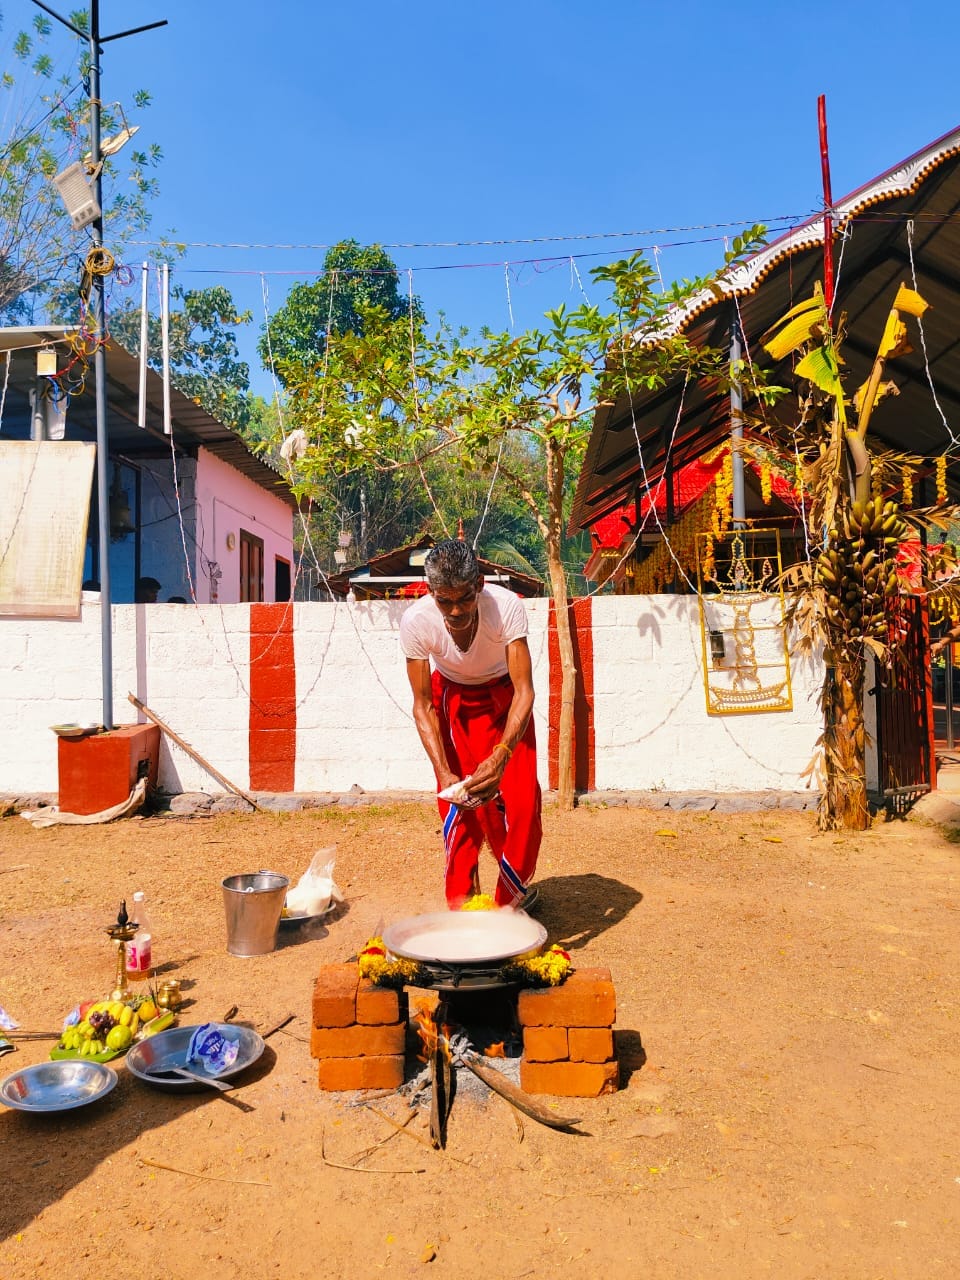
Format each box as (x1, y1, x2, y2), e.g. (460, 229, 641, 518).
(406, 658, 459, 790)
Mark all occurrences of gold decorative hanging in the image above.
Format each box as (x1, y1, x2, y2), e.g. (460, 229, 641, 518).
(696, 526, 793, 716)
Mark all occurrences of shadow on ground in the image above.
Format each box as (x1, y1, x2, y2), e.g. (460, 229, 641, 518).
(533, 872, 643, 952)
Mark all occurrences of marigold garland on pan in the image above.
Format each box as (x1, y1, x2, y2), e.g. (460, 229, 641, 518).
(501, 944, 572, 987)
(357, 937, 423, 988)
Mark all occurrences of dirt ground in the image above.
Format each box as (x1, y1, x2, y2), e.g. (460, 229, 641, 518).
(1, 799, 960, 1279)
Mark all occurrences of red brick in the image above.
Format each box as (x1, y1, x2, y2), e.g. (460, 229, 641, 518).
(520, 1058, 620, 1097)
(568, 1027, 614, 1063)
(522, 1025, 569, 1062)
(310, 1021, 406, 1059)
(312, 964, 359, 1028)
(317, 1055, 404, 1091)
(356, 979, 401, 1026)
(517, 969, 616, 1028)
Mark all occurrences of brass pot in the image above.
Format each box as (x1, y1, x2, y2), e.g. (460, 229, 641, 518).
(156, 980, 182, 1012)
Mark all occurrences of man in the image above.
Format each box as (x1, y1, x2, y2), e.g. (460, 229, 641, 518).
(135, 576, 161, 603)
(400, 539, 542, 909)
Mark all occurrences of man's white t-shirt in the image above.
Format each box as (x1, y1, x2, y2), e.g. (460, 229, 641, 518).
(400, 583, 528, 684)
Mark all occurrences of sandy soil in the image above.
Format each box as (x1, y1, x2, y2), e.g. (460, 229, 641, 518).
(1, 800, 960, 1280)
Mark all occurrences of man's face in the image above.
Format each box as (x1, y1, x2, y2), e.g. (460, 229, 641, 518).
(430, 576, 483, 632)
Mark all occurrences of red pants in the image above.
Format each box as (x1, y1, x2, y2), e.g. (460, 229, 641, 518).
(433, 670, 542, 908)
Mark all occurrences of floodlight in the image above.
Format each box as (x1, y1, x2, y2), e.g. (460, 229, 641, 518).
(52, 162, 101, 230)
(84, 123, 139, 162)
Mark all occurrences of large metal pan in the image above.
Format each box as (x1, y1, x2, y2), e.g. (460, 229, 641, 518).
(383, 909, 546, 966)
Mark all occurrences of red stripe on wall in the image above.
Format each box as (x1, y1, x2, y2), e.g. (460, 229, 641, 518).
(547, 597, 595, 793)
(249, 603, 297, 791)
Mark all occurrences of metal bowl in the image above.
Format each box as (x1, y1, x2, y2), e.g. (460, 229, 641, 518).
(0, 1059, 118, 1112)
(383, 909, 547, 965)
(126, 1024, 266, 1091)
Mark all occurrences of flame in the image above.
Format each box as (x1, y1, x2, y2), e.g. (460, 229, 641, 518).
(482, 1041, 506, 1058)
(412, 1001, 452, 1064)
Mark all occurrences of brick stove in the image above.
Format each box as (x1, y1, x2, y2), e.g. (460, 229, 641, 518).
(311, 963, 620, 1098)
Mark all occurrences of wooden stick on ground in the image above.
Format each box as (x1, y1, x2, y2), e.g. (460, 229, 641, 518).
(139, 1158, 269, 1186)
(127, 692, 263, 812)
(261, 1013, 295, 1040)
(320, 1123, 425, 1175)
(460, 1050, 583, 1132)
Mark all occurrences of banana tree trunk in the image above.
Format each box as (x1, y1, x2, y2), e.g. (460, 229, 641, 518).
(820, 655, 869, 831)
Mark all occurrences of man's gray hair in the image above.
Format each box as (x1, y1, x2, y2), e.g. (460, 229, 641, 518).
(424, 540, 480, 591)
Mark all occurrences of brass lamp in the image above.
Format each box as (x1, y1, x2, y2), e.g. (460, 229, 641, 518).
(106, 900, 137, 1002)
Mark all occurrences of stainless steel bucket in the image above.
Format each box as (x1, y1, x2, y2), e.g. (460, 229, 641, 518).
(221, 872, 289, 957)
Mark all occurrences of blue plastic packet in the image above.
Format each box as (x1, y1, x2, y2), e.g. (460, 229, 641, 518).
(186, 1023, 240, 1076)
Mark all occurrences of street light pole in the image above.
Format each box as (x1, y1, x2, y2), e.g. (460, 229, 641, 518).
(87, 0, 113, 728)
(32, 0, 167, 730)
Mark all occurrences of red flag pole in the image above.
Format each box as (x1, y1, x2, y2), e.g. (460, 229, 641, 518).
(817, 94, 835, 315)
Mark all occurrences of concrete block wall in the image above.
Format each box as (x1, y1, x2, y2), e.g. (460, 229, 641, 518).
(0, 595, 824, 797)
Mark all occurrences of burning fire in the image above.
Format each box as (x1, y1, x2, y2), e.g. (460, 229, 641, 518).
(411, 998, 453, 1064)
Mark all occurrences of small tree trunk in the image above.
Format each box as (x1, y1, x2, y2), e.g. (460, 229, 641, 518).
(545, 439, 576, 812)
(820, 655, 869, 831)
(548, 547, 577, 812)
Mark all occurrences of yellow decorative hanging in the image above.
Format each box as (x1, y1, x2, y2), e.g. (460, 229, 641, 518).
(901, 463, 914, 508)
(695, 527, 793, 717)
(936, 454, 948, 504)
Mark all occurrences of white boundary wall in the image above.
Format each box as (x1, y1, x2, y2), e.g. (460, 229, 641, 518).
(0, 596, 824, 797)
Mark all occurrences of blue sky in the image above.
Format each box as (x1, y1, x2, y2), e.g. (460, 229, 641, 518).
(6, 0, 960, 397)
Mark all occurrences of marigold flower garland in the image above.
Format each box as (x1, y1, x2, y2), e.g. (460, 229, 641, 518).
(357, 937, 423, 988)
(502, 944, 572, 987)
(460, 893, 498, 911)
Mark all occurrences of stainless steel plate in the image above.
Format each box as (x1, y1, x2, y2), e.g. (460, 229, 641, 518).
(50, 723, 93, 739)
(126, 1024, 265, 1091)
(279, 901, 337, 929)
(0, 1059, 117, 1112)
(383, 909, 547, 965)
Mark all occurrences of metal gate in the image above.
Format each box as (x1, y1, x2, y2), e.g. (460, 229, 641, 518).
(871, 595, 935, 809)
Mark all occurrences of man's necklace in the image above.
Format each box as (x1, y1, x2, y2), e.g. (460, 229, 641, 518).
(447, 613, 478, 652)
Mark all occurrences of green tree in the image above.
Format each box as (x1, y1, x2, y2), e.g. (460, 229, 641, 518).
(110, 284, 256, 431)
(0, 8, 161, 323)
(258, 240, 422, 383)
(271, 233, 767, 809)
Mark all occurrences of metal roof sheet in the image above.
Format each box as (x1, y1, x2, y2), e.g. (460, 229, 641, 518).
(0, 326, 298, 509)
(570, 125, 960, 532)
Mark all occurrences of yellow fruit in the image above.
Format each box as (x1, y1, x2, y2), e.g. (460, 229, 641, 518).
(106, 1025, 133, 1051)
(119, 1006, 133, 1027)
(110, 1001, 125, 1020)
(138, 999, 158, 1023)
(129, 1011, 140, 1035)
(142, 1011, 175, 1037)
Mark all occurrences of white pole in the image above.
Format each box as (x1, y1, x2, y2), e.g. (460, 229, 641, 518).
(161, 261, 171, 436)
(137, 261, 148, 428)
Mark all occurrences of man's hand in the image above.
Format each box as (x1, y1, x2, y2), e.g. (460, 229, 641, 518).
(437, 766, 461, 794)
(464, 751, 508, 805)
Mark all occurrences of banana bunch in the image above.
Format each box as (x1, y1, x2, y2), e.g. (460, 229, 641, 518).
(57, 999, 143, 1056)
(815, 499, 909, 645)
